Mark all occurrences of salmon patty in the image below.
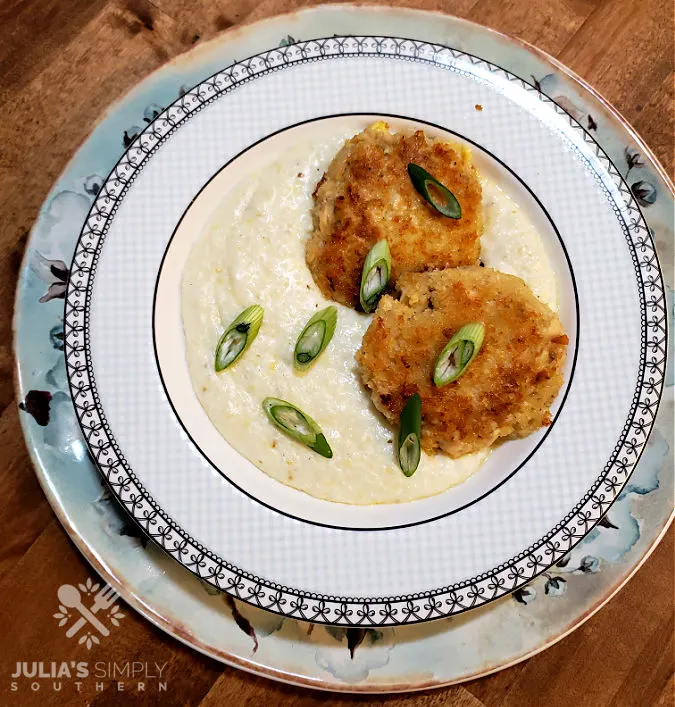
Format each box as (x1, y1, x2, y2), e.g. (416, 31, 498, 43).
(356, 267, 568, 458)
(307, 123, 483, 309)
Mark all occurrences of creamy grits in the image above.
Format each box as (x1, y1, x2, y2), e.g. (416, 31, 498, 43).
(181, 135, 558, 505)
(480, 178, 558, 310)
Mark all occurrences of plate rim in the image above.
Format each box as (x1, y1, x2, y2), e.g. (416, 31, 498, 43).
(13, 4, 674, 691)
(63, 32, 668, 624)
(19, 463, 675, 692)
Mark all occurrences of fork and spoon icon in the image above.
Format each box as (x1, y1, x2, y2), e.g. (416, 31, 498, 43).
(57, 583, 119, 638)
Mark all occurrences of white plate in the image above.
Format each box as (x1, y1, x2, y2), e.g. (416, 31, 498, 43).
(64, 36, 666, 625)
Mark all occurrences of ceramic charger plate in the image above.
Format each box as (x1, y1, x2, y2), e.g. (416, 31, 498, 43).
(15, 5, 674, 690)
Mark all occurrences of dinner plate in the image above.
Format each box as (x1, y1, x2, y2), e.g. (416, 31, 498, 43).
(15, 5, 673, 688)
(60, 19, 667, 626)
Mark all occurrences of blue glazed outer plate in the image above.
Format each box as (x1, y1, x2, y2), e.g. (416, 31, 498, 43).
(14, 5, 674, 692)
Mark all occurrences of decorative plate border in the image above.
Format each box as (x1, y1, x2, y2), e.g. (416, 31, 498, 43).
(63, 36, 667, 626)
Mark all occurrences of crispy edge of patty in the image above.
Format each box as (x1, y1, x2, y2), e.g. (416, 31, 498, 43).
(356, 267, 569, 458)
(306, 124, 483, 309)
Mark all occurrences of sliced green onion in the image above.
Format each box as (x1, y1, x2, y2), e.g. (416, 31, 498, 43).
(360, 239, 391, 313)
(408, 163, 461, 219)
(398, 393, 422, 476)
(262, 397, 333, 458)
(433, 322, 484, 386)
(214, 305, 264, 372)
(294, 306, 338, 371)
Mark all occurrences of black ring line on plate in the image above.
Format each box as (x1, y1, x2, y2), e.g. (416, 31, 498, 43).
(61, 37, 666, 622)
(151, 112, 581, 532)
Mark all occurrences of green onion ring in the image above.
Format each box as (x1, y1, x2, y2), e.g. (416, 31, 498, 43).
(214, 305, 264, 372)
(398, 393, 422, 476)
(408, 163, 461, 219)
(262, 397, 333, 458)
(433, 322, 485, 386)
(294, 306, 338, 371)
(360, 239, 391, 313)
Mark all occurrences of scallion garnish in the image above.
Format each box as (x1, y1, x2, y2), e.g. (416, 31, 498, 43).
(262, 397, 333, 458)
(433, 322, 484, 386)
(398, 393, 422, 476)
(214, 305, 263, 372)
(408, 163, 461, 219)
(294, 306, 338, 371)
(360, 239, 391, 313)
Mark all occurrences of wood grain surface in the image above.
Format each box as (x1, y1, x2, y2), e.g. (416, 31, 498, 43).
(1, 0, 673, 704)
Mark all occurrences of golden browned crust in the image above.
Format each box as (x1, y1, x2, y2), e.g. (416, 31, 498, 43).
(356, 267, 568, 458)
(306, 124, 483, 309)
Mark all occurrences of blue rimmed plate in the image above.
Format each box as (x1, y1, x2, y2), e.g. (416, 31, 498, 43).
(15, 5, 673, 690)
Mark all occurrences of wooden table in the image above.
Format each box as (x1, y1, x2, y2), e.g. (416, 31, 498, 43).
(1, 0, 673, 704)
